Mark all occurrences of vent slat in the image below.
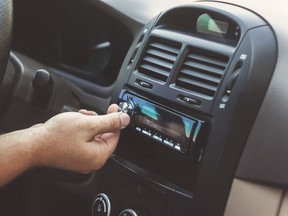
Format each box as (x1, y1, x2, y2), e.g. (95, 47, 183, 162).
(146, 49, 177, 62)
(137, 39, 181, 82)
(177, 77, 218, 92)
(139, 64, 170, 79)
(184, 60, 225, 77)
(187, 53, 228, 69)
(150, 42, 180, 55)
(176, 77, 217, 97)
(175, 48, 229, 98)
(180, 68, 221, 85)
(143, 56, 174, 70)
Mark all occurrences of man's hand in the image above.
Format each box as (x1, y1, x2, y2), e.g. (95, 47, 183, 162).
(32, 104, 130, 173)
(0, 104, 130, 186)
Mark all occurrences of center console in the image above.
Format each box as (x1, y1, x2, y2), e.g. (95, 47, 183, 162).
(93, 2, 277, 216)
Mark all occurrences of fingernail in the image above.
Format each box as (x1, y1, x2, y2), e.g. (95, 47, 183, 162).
(119, 112, 130, 129)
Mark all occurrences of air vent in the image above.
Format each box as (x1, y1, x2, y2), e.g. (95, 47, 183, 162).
(175, 48, 229, 98)
(137, 40, 181, 82)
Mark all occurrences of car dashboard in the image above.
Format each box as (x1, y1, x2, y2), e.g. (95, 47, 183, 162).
(1, 0, 288, 216)
(102, 2, 277, 215)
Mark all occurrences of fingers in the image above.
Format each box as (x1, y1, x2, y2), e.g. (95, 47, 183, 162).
(107, 104, 119, 114)
(31, 123, 44, 128)
(90, 112, 130, 135)
(79, 109, 98, 116)
(106, 104, 130, 130)
(80, 104, 130, 136)
(80, 103, 118, 115)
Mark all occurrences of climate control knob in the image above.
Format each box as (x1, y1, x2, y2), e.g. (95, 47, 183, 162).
(92, 193, 112, 216)
(119, 208, 145, 216)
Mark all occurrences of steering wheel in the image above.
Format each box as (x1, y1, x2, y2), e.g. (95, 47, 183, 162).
(0, 0, 13, 86)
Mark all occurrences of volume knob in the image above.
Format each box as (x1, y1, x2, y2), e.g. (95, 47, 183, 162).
(118, 101, 130, 113)
(118, 96, 136, 117)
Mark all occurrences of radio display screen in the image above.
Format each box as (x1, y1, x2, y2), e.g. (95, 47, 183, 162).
(120, 92, 204, 154)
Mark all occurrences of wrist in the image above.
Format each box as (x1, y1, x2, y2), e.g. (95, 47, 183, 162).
(21, 126, 46, 168)
(0, 127, 42, 186)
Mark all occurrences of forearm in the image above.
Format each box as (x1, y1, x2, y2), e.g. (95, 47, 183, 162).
(0, 128, 38, 187)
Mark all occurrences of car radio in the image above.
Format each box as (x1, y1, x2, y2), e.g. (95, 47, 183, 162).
(118, 90, 205, 154)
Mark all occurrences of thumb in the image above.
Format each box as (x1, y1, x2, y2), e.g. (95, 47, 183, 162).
(89, 112, 130, 135)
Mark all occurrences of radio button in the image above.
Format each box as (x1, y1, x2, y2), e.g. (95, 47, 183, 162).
(163, 140, 174, 147)
(135, 127, 141, 132)
(142, 130, 152, 136)
(174, 145, 181, 151)
(152, 135, 163, 142)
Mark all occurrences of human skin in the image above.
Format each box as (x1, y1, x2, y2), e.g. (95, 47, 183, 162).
(0, 104, 130, 186)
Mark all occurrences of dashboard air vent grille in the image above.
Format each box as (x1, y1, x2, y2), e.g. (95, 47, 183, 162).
(137, 40, 181, 82)
(175, 48, 229, 98)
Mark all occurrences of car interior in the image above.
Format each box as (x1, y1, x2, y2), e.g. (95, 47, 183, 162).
(0, 0, 288, 216)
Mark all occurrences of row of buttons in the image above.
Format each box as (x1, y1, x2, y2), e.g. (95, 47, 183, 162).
(135, 126, 183, 152)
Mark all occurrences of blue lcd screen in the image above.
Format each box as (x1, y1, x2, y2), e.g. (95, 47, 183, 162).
(121, 92, 203, 154)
